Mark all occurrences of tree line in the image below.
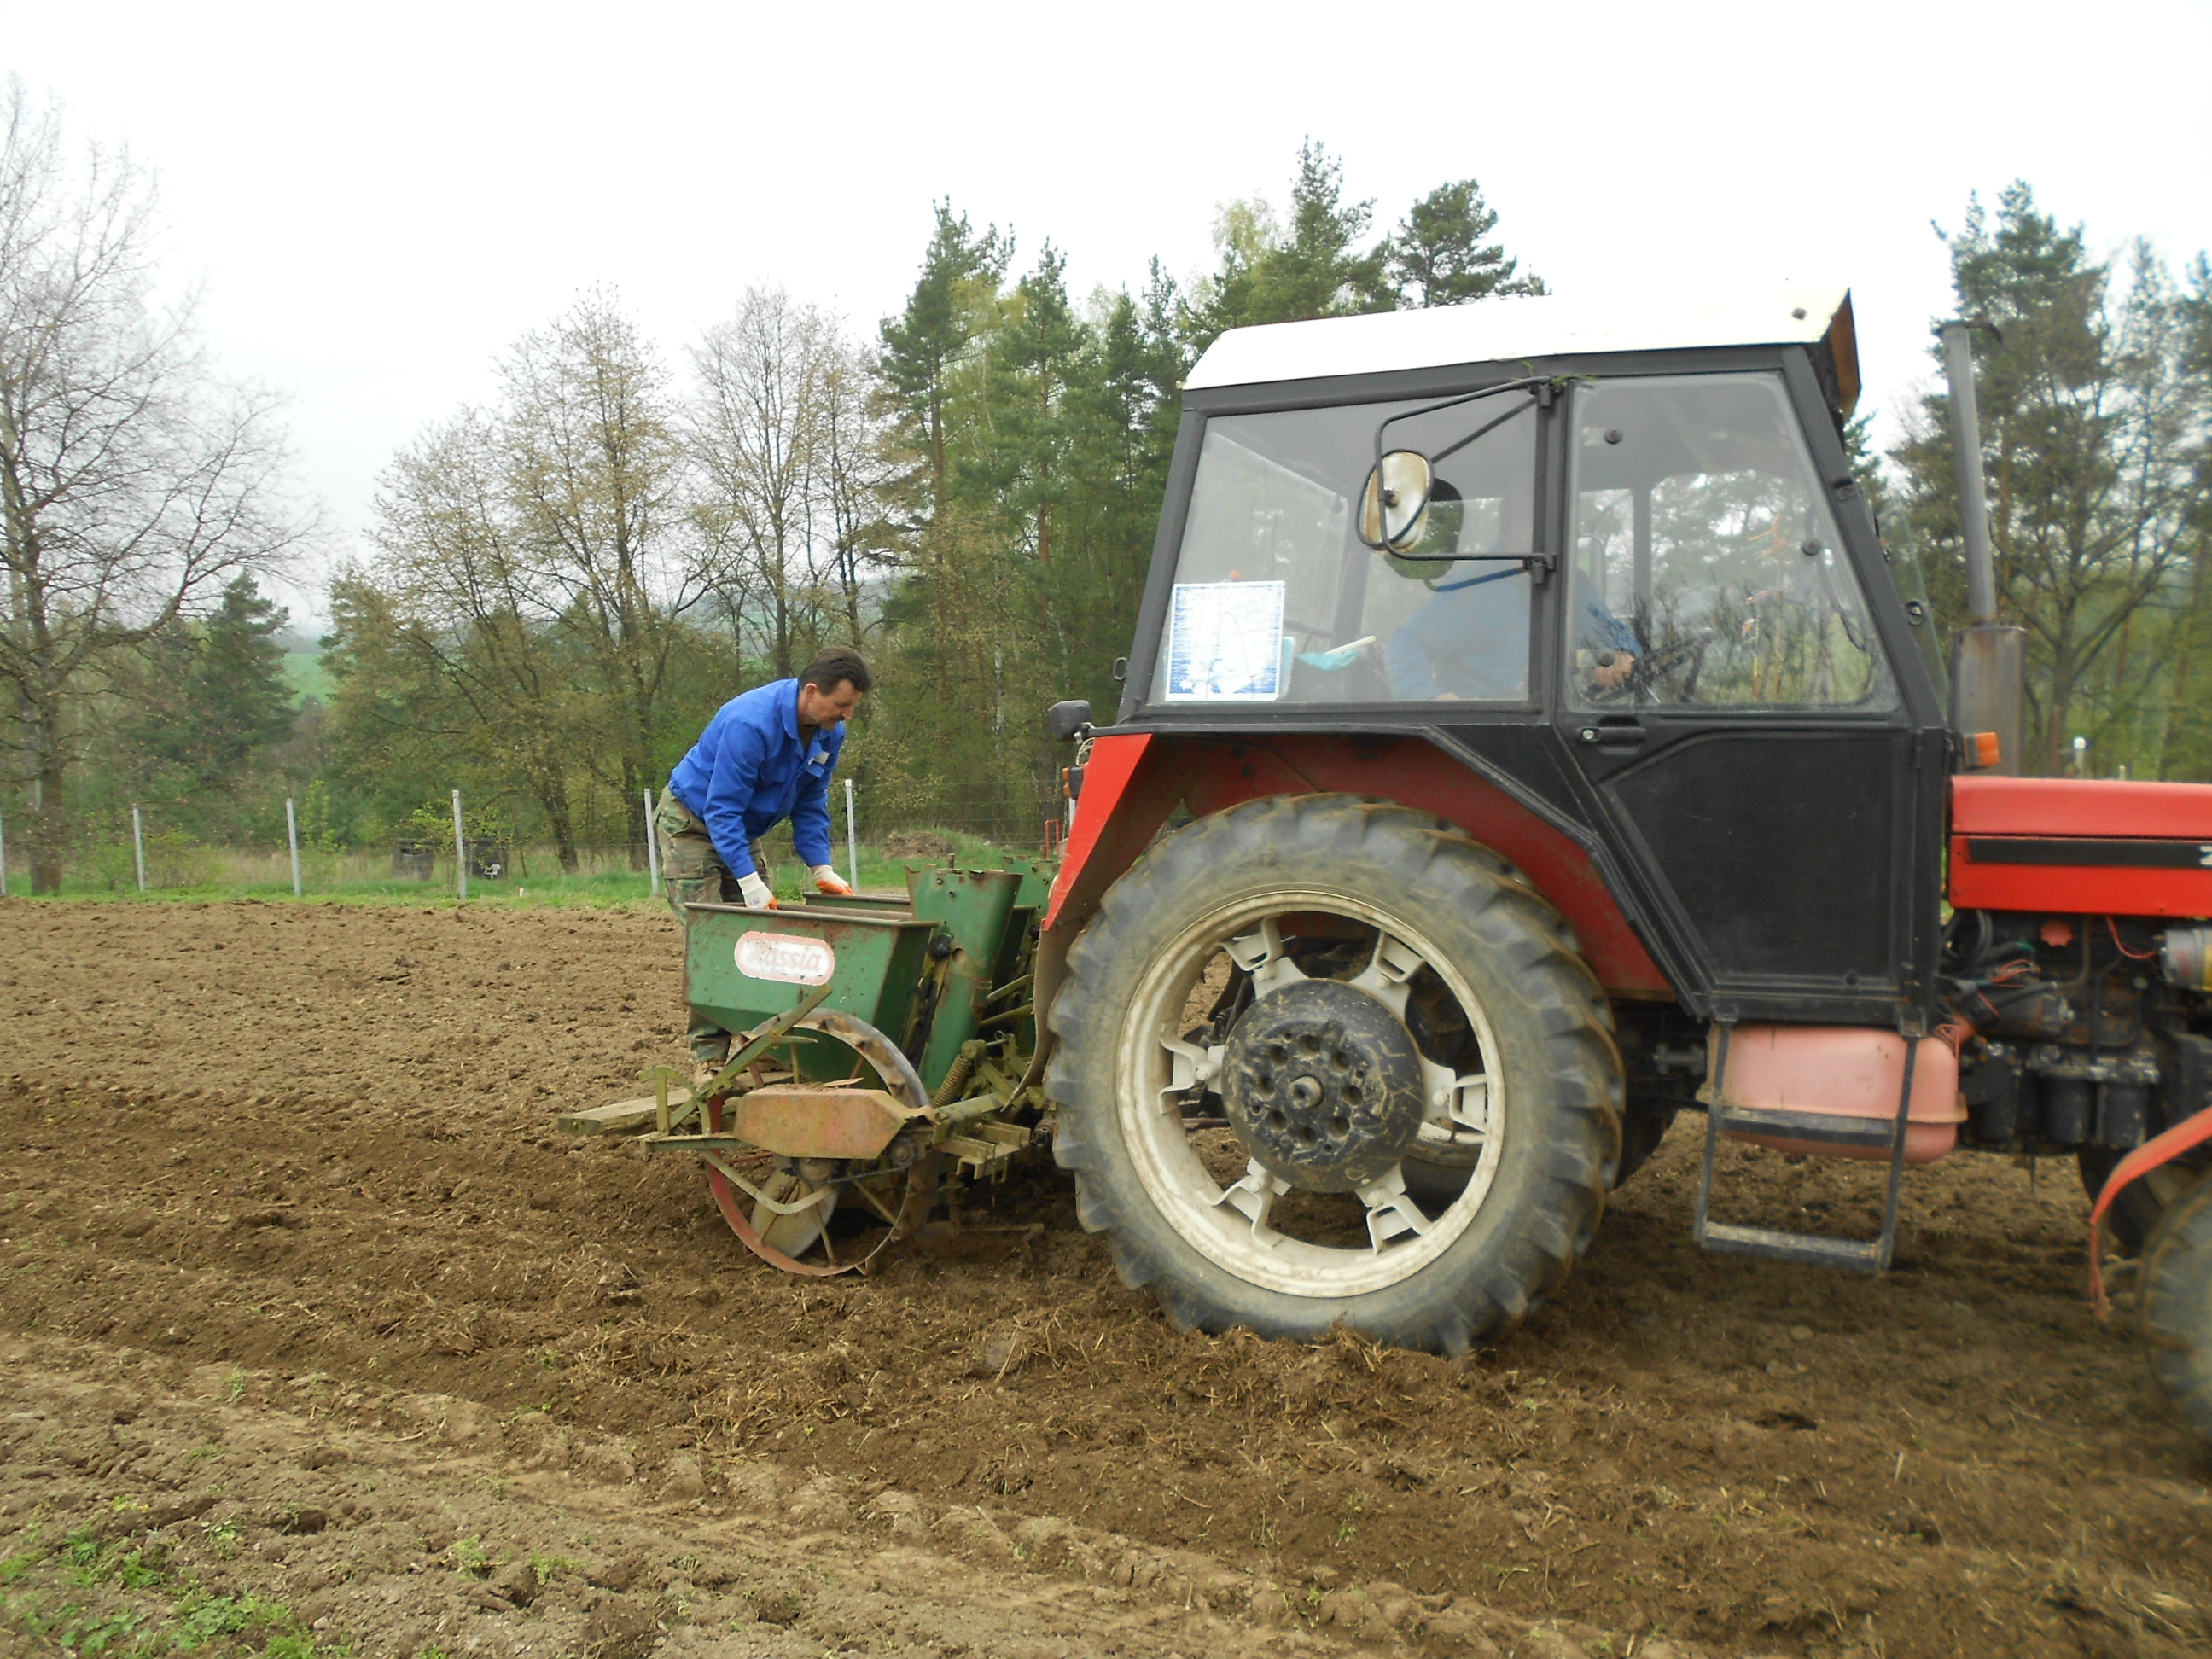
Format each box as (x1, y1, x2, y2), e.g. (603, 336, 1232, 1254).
(3, 79, 2208, 892)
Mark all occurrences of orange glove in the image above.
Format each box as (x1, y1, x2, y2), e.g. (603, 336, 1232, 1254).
(811, 864, 855, 896)
(736, 872, 777, 911)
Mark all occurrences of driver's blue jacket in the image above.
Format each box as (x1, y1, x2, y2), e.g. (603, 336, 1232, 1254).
(666, 678, 841, 879)
(1387, 569, 1639, 700)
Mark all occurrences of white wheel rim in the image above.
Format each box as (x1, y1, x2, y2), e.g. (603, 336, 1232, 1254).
(1113, 888, 1506, 1299)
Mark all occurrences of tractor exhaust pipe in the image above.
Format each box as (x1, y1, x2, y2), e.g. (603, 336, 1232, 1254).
(1940, 318, 2026, 775)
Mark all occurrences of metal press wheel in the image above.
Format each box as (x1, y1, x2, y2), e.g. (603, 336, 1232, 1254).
(1047, 795, 1623, 1355)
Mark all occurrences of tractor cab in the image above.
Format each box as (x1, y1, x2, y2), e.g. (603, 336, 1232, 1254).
(1108, 289, 1951, 1028)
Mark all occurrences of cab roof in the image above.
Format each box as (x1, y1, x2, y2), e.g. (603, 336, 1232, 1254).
(1185, 287, 1860, 416)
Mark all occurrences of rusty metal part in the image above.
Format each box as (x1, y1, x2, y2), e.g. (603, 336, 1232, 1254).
(797, 1006, 930, 1113)
(703, 1005, 938, 1278)
(721, 1086, 918, 1159)
(696, 984, 832, 1105)
(707, 1146, 942, 1278)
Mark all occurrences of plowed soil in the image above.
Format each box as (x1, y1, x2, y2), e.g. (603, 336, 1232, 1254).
(3, 899, 2209, 1658)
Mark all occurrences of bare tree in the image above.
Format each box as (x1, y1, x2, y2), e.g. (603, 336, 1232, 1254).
(688, 289, 892, 672)
(365, 410, 587, 870)
(502, 290, 695, 864)
(816, 335, 899, 644)
(0, 80, 309, 890)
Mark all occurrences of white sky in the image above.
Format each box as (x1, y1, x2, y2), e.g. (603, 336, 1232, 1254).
(9, 0, 2210, 628)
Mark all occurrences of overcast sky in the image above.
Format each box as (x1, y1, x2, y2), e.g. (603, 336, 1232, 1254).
(9, 1, 2210, 626)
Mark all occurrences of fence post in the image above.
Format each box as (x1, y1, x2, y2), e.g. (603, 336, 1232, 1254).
(0, 810, 8, 899)
(285, 797, 303, 898)
(451, 789, 468, 903)
(132, 805, 148, 894)
(845, 777, 859, 892)
(643, 788, 661, 897)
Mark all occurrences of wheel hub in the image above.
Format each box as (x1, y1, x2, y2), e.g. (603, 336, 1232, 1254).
(1220, 978, 1427, 1193)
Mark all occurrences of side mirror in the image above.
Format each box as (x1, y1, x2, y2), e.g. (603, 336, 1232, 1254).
(1358, 450, 1434, 553)
(1044, 698, 1094, 743)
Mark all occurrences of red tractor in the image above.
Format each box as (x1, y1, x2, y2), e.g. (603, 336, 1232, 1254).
(1031, 291, 2212, 1435)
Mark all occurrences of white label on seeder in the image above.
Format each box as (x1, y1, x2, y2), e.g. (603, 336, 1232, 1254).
(735, 932, 836, 986)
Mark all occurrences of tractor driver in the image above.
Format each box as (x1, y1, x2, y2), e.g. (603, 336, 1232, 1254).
(1386, 485, 1637, 700)
(657, 644, 872, 1070)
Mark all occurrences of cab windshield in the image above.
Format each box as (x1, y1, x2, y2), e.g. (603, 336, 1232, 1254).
(1150, 393, 1539, 706)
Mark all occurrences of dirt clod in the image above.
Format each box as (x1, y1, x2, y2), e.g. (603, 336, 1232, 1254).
(583, 1593, 660, 1657)
(748, 1585, 803, 1625)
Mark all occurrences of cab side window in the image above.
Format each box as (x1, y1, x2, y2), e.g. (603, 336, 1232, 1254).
(1565, 375, 1895, 712)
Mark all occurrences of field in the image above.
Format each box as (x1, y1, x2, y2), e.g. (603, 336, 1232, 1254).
(2, 900, 2209, 1658)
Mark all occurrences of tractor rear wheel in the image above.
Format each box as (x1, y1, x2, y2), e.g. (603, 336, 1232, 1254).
(2138, 1168, 2212, 1440)
(1046, 795, 1622, 1355)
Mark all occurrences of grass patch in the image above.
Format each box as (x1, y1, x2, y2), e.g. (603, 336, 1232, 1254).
(6, 826, 1046, 910)
(0, 1522, 348, 1656)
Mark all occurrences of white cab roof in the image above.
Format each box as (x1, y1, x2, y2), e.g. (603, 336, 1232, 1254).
(1185, 288, 1859, 408)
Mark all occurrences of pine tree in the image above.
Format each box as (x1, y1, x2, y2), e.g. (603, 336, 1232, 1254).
(132, 575, 297, 800)
(1387, 178, 1545, 306)
(1181, 141, 1394, 352)
(1890, 183, 2211, 774)
(877, 203, 1011, 521)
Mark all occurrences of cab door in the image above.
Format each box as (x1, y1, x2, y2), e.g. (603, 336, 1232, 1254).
(1551, 367, 1945, 1026)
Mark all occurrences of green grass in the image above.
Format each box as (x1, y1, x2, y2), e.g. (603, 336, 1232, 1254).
(3, 827, 1045, 910)
(0, 1522, 349, 1657)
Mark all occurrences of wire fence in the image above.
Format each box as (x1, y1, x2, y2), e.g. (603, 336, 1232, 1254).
(0, 780, 1072, 901)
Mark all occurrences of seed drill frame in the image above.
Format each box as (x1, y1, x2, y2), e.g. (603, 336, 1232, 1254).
(568, 859, 1056, 1273)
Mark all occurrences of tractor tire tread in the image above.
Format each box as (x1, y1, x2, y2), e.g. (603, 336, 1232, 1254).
(2140, 1169, 2212, 1441)
(1046, 793, 1621, 1356)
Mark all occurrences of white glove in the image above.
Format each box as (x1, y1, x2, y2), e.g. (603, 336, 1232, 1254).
(810, 864, 854, 896)
(737, 871, 776, 911)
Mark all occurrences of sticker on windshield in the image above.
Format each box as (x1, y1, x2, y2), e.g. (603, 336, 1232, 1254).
(1162, 580, 1286, 701)
(736, 932, 836, 986)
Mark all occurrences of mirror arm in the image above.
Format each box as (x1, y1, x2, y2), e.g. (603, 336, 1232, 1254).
(1373, 375, 1551, 463)
(1428, 393, 1539, 466)
(1388, 550, 1557, 585)
(1384, 550, 1556, 567)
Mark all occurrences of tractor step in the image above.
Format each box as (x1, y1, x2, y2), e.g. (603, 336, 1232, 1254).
(1697, 1220, 1885, 1272)
(1690, 1025, 1923, 1274)
(1708, 1103, 1895, 1147)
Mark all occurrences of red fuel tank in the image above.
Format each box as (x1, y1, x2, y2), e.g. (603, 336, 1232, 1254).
(1708, 1025, 1964, 1165)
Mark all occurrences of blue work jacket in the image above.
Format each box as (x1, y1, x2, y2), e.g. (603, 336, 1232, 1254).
(1386, 570, 1640, 701)
(667, 678, 842, 878)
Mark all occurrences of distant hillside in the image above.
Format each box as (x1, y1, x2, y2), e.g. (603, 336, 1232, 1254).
(284, 649, 331, 706)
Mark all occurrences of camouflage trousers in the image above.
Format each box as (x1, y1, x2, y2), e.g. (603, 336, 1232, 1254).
(656, 793, 771, 1063)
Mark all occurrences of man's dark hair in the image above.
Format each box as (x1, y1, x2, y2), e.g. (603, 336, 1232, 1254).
(799, 644, 873, 696)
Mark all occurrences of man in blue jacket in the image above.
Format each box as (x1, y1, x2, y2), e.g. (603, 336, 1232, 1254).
(658, 645, 871, 1066)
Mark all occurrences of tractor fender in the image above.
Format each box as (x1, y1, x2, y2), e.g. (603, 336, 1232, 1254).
(2091, 1103, 2212, 1316)
(1019, 730, 1674, 1093)
(1020, 733, 1179, 1093)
